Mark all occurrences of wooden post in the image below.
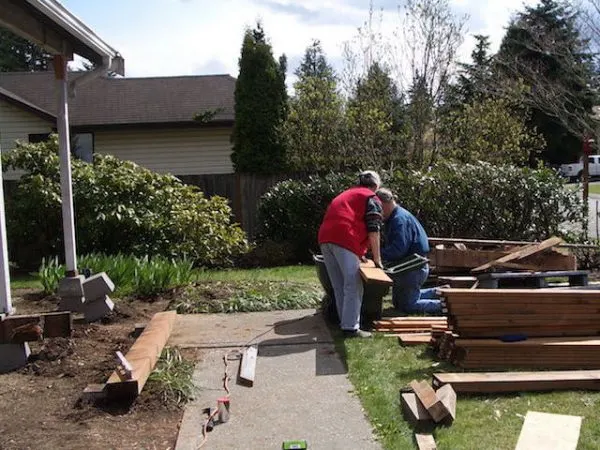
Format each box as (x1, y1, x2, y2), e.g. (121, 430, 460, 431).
(583, 137, 592, 208)
(53, 54, 78, 277)
(0, 142, 12, 315)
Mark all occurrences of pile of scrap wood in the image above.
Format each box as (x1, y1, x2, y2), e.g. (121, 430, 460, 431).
(432, 288, 600, 369)
(427, 236, 578, 275)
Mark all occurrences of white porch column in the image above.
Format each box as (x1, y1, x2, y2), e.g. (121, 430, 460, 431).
(54, 55, 78, 276)
(0, 144, 12, 315)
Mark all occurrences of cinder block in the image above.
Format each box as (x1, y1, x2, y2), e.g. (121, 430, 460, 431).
(82, 272, 115, 301)
(0, 342, 30, 373)
(83, 295, 115, 322)
(59, 296, 85, 313)
(57, 275, 85, 298)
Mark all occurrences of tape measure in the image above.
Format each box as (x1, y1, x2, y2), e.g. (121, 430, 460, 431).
(282, 440, 308, 449)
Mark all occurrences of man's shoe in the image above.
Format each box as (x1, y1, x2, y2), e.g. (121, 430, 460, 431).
(343, 329, 373, 338)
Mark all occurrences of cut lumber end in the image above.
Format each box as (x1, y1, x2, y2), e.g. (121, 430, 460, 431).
(360, 265, 393, 285)
(132, 323, 146, 338)
(81, 383, 107, 401)
(415, 433, 437, 450)
(410, 380, 450, 423)
(435, 384, 456, 424)
(401, 392, 434, 428)
(239, 345, 258, 387)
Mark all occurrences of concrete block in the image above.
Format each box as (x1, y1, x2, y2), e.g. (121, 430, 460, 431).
(83, 272, 115, 302)
(59, 296, 85, 313)
(0, 342, 30, 373)
(57, 275, 85, 298)
(83, 295, 115, 322)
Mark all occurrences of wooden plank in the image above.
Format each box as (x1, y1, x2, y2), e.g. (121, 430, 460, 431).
(432, 370, 600, 393)
(472, 236, 563, 273)
(0, 311, 72, 344)
(409, 380, 449, 423)
(398, 334, 433, 345)
(400, 393, 434, 427)
(105, 311, 177, 400)
(239, 345, 258, 386)
(428, 237, 597, 250)
(415, 434, 437, 450)
(515, 411, 581, 450)
(360, 265, 393, 285)
(435, 384, 456, 424)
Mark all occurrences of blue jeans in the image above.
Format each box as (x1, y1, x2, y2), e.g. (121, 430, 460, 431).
(390, 264, 442, 314)
(320, 243, 364, 331)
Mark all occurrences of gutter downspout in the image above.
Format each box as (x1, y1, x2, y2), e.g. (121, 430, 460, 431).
(68, 55, 112, 98)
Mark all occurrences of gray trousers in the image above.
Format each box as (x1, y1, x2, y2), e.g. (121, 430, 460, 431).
(320, 243, 364, 331)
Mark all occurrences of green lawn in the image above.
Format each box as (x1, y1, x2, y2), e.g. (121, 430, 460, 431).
(10, 273, 42, 290)
(590, 184, 600, 195)
(337, 335, 600, 450)
(194, 265, 318, 283)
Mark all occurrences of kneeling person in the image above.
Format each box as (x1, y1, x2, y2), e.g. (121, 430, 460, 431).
(376, 188, 441, 315)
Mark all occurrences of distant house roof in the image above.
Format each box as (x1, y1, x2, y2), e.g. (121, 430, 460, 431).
(0, 71, 235, 127)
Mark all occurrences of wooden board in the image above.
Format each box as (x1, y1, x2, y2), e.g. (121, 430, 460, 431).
(397, 334, 433, 345)
(472, 236, 563, 273)
(105, 311, 177, 400)
(360, 265, 393, 285)
(400, 393, 434, 427)
(0, 311, 72, 344)
(435, 384, 456, 424)
(432, 370, 600, 393)
(428, 237, 596, 249)
(515, 411, 581, 450)
(239, 345, 258, 386)
(409, 380, 449, 423)
(415, 434, 437, 450)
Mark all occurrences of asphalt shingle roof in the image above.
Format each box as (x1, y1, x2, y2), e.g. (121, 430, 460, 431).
(0, 71, 235, 126)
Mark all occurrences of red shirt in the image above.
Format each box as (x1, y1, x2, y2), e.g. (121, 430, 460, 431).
(318, 186, 379, 257)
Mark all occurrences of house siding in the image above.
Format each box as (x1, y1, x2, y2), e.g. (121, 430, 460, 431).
(0, 99, 53, 179)
(94, 127, 234, 175)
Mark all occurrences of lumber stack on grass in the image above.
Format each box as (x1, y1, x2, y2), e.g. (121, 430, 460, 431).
(106, 311, 177, 400)
(438, 336, 600, 370)
(373, 317, 448, 335)
(432, 370, 600, 393)
(440, 289, 600, 338)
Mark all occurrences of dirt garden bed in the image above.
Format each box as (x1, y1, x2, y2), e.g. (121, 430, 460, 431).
(0, 290, 189, 450)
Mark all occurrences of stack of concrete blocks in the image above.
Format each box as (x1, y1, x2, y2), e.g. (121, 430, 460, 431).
(82, 272, 115, 322)
(58, 272, 115, 322)
(0, 313, 30, 374)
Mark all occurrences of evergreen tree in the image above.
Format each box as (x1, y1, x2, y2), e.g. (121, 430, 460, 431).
(0, 28, 51, 72)
(455, 35, 493, 105)
(495, 0, 597, 164)
(285, 41, 346, 171)
(231, 23, 288, 174)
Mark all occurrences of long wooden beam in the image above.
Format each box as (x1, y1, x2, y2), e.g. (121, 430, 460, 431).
(106, 311, 177, 400)
(428, 237, 599, 249)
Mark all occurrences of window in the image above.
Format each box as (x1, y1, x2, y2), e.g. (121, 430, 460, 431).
(71, 133, 94, 163)
(28, 133, 50, 144)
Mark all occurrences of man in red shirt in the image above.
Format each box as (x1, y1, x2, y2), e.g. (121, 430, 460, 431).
(318, 171, 383, 338)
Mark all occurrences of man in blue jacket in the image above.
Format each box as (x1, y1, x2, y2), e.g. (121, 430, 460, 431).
(376, 188, 442, 315)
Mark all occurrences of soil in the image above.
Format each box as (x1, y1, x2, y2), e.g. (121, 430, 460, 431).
(0, 290, 187, 450)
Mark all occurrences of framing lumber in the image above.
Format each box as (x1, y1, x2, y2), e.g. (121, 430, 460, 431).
(515, 411, 581, 450)
(435, 384, 456, 424)
(428, 237, 598, 249)
(472, 237, 563, 273)
(400, 392, 434, 427)
(409, 380, 450, 423)
(415, 434, 437, 450)
(432, 370, 600, 393)
(397, 334, 433, 345)
(0, 311, 72, 344)
(105, 311, 177, 400)
(239, 345, 258, 387)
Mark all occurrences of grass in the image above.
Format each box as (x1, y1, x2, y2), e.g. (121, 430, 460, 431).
(146, 347, 196, 407)
(337, 335, 600, 449)
(195, 265, 317, 283)
(590, 184, 600, 195)
(10, 273, 42, 290)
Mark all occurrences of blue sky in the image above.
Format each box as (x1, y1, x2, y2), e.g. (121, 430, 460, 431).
(61, 0, 537, 82)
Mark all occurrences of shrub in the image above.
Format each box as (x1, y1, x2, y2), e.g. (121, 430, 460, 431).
(3, 137, 249, 269)
(258, 163, 585, 261)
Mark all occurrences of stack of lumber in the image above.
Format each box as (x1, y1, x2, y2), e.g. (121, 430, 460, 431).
(373, 317, 449, 345)
(427, 236, 578, 275)
(434, 288, 600, 369)
(441, 289, 600, 338)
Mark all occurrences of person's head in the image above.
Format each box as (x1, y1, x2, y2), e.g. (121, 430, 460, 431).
(376, 188, 396, 220)
(358, 170, 381, 192)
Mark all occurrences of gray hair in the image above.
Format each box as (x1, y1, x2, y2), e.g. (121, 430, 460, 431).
(376, 188, 395, 204)
(358, 170, 381, 189)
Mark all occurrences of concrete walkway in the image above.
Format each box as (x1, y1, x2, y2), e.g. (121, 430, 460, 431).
(171, 309, 381, 450)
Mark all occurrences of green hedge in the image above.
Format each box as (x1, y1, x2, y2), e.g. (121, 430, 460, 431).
(4, 137, 249, 269)
(258, 163, 585, 261)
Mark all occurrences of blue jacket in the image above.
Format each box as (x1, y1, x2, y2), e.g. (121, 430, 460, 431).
(381, 206, 430, 262)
